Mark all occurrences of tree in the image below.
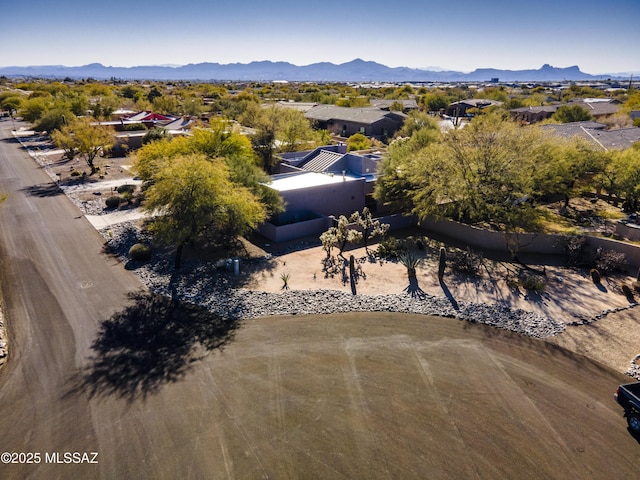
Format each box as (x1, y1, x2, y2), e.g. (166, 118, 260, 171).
(346, 133, 370, 152)
(33, 108, 74, 133)
(552, 104, 592, 123)
(51, 123, 78, 160)
(377, 113, 548, 232)
(58, 117, 114, 174)
(134, 121, 283, 217)
(608, 144, 640, 211)
(143, 153, 267, 269)
(142, 127, 169, 145)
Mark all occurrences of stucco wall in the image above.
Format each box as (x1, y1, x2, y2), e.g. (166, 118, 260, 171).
(421, 218, 640, 268)
(280, 178, 367, 218)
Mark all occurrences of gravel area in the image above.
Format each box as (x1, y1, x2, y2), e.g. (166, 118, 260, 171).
(102, 222, 566, 339)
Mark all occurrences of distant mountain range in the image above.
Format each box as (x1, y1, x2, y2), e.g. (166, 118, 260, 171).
(0, 59, 629, 82)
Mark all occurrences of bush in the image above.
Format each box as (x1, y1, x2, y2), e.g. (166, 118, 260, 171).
(376, 237, 406, 259)
(128, 243, 152, 261)
(105, 195, 122, 209)
(562, 235, 589, 267)
(116, 184, 136, 194)
(520, 274, 546, 292)
(450, 247, 484, 276)
(593, 247, 627, 275)
(70, 170, 81, 177)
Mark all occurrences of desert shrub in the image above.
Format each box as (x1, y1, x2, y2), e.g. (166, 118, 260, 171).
(450, 247, 484, 276)
(128, 243, 152, 261)
(593, 247, 627, 275)
(70, 170, 81, 177)
(376, 237, 406, 259)
(520, 274, 546, 292)
(105, 195, 122, 209)
(121, 191, 133, 205)
(562, 235, 589, 267)
(116, 184, 136, 194)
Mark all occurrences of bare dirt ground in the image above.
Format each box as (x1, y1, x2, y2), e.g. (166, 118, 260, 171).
(241, 233, 640, 377)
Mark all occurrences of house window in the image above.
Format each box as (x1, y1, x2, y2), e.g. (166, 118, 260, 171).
(359, 127, 365, 134)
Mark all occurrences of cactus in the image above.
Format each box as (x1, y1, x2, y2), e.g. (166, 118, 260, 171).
(590, 268, 601, 284)
(438, 247, 446, 281)
(622, 284, 634, 300)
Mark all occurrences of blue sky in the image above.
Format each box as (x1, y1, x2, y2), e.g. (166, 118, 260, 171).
(2, 0, 638, 74)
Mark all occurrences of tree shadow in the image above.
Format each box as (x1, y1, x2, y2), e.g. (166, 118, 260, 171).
(71, 291, 240, 402)
(439, 279, 460, 310)
(403, 275, 426, 299)
(20, 182, 64, 197)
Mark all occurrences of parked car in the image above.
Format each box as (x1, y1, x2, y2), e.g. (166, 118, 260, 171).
(614, 382, 640, 432)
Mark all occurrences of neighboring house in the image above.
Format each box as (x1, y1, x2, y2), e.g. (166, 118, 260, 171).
(258, 145, 385, 242)
(275, 101, 319, 113)
(124, 111, 175, 129)
(541, 121, 640, 151)
(161, 116, 195, 133)
(510, 105, 557, 124)
(510, 98, 621, 125)
(446, 99, 503, 117)
(369, 99, 419, 112)
(304, 105, 406, 141)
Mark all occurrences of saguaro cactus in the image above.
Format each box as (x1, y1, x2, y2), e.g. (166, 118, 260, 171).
(438, 247, 446, 281)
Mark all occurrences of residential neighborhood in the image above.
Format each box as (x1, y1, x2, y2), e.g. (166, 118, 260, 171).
(2, 71, 640, 479)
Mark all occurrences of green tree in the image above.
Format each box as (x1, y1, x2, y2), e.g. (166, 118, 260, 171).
(59, 117, 114, 174)
(346, 133, 370, 152)
(141, 127, 169, 145)
(19, 96, 49, 122)
(134, 121, 283, 217)
(33, 108, 74, 132)
(377, 113, 546, 232)
(143, 153, 266, 269)
(552, 104, 592, 123)
(51, 123, 78, 160)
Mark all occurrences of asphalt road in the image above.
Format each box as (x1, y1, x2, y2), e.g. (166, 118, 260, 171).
(0, 119, 639, 479)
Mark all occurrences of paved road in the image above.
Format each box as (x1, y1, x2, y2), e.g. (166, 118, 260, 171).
(0, 119, 639, 479)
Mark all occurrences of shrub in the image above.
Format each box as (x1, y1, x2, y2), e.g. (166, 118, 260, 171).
(590, 268, 601, 284)
(562, 235, 589, 267)
(105, 195, 122, 209)
(593, 247, 627, 275)
(70, 170, 81, 177)
(376, 237, 406, 259)
(450, 247, 484, 276)
(128, 243, 152, 261)
(116, 184, 136, 194)
(520, 274, 546, 292)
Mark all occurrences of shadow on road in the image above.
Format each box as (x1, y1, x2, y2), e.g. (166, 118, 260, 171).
(73, 291, 240, 402)
(21, 182, 64, 197)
